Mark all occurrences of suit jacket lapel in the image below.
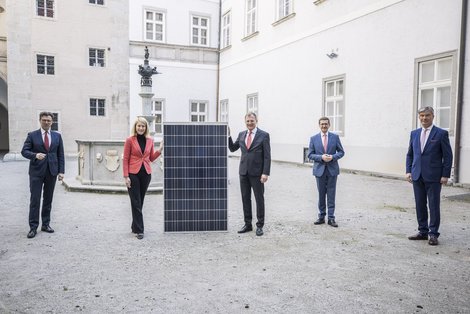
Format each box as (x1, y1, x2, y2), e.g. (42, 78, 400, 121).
(131, 137, 144, 156)
(422, 127, 437, 154)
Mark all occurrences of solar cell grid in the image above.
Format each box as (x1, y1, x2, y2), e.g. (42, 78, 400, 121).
(163, 123, 228, 232)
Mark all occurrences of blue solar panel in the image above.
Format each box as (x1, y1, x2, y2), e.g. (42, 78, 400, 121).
(163, 123, 228, 232)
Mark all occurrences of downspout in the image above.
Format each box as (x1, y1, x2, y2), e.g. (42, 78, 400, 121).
(454, 0, 468, 183)
(216, 0, 222, 121)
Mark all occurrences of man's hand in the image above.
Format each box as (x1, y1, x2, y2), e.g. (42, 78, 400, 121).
(321, 154, 333, 162)
(440, 177, 449, 185)
(406, 173, 412, 183)
(58, 173, 64, 181)
(260, 174, 269, 183)
(36, 153, 46, 160)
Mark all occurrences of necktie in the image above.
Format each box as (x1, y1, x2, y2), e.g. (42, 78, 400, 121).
(44, 131, 50, 151)
(323, 133, 328, 153)
(246, 131, 252, 150)
(420, 128, 427, 153)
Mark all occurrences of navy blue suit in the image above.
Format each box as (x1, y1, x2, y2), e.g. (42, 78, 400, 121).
(229, 128, 271, 228)
(406, 125, 452, 237)
(308, 132, 345, 219)
(21, 129, 65, 229)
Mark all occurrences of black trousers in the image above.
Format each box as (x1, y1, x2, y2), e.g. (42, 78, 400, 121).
(240, 175, 265, 228)
(127, 166, 151, 234)
(29, 167, 57, 229)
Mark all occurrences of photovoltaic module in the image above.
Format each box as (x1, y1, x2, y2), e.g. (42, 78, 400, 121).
(163, 123, 228, 232)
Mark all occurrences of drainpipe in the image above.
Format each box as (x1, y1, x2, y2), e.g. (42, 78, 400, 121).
(215, 0, 222, 121)
(454, 0, 468, 183)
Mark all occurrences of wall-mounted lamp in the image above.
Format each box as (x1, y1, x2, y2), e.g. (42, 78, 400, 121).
(326, 52, 338, 59)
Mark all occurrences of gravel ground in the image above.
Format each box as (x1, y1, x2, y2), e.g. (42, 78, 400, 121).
(0, 158, 469, 313)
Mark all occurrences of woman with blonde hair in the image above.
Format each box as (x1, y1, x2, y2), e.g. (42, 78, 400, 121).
(123, 117, 163, 239)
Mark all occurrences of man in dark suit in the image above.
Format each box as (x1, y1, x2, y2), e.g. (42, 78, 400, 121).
(406, 106, 453, 246)
(308, 117, 345, 227)
(228, 112, 271, 236)
(21, 112, 65, 238)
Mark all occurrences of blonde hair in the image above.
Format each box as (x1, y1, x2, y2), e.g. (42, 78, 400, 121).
(130, 117, 150, 137)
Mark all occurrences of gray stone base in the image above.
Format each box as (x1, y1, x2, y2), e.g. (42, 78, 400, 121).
(62, 177, 163, 194)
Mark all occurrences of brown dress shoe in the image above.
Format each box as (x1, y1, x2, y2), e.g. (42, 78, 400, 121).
(428, 236, 439, 246)
(408, 233, 428, 240)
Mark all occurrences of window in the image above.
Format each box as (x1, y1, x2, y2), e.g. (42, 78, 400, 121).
(89, 48, 105, 67)
(323, 77, 345, 135)
(277, 0, 292, 19)
(37, 55, 55, 75)
(246, 94, 258, 116)
(245, 0, 257, 35)
(90, 98, 105, 116)
(417, 56, 454, 130)
(145, 10, 165, 42)
(50, 112, 59, 131)
(152, 99, 164, 135)
(89, 0, 104, 4)
(191, 16, 209, 46)
(190, 101, 207, 122)
(36, 0, 54, 18)
(222, 11, 231, 49)
(219, 99, 229, 122)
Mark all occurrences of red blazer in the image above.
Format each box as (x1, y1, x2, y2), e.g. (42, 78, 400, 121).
(123, 136, 161, 177)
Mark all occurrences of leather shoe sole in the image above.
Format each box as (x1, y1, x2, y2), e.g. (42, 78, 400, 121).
(27, 230, 37, 239)
(41, 225, 54, 233)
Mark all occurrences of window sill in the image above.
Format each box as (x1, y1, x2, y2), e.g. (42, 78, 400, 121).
(241, 31, 259, 42)
(272, 13, 296, 27)
(220, 45, 232, 52)
(313, 0, 327, 5)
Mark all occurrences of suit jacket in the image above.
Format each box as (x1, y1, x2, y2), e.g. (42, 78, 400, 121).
(21, 129, 65, 177)
(406, 126, 453, 182)
(123, 136, 161, 176)
(228, 128, 271, 176)
(308, 132, 345, 177)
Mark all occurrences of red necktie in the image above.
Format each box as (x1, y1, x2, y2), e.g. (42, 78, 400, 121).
(323, 133, 328, 153)
(44, 131, 50, 151)
(246, 131, 252, 150)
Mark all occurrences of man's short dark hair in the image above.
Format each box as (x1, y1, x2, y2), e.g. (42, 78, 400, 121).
(39, 111, 54, 120)
(318, 116, 330, 124)
(245, 112, 258, 120)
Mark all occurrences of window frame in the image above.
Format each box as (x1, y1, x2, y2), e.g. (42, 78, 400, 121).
(189, 100, 208, 122)
(246, 93, 258, 117)
(221, 10, 232, 49)
(36, 54, 55, 75)
(88, 48, 106, 67)
(245, 0, 258, 36)
(89, 98, 106, 117)
(219, 99, 229, 122)
(277, 0, 292, 20)
(144, 8, 166, 43)
(414, 51, 457, 134)
(89, 0, 105, 5)
(152, 98, 165, 135)
(190, 14, 210, 47)
(36, 0, 55, 19)
(322, 75, 346, 136)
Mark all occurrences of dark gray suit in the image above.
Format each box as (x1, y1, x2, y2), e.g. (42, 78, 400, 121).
(21, 129, 65, 229)
(229, 128, 271, 227)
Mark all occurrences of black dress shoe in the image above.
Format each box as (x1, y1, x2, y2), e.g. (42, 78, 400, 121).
(428, 236, 438, 246)
(136, 233, 144, 240)
(328, 219, 338, 228)
(408, 233, 428, 240)
(237, 225, 253, 233)
(41, 225, 54, 233)
(27, 229, 37, 239)
(314, 218, 325, 225)
(256, 227, 264, 236)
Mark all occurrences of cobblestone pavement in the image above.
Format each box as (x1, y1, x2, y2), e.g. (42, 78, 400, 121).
(0, 158, 469, 313)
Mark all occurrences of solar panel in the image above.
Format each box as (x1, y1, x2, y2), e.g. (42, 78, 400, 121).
(163, 123, 228, 232)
